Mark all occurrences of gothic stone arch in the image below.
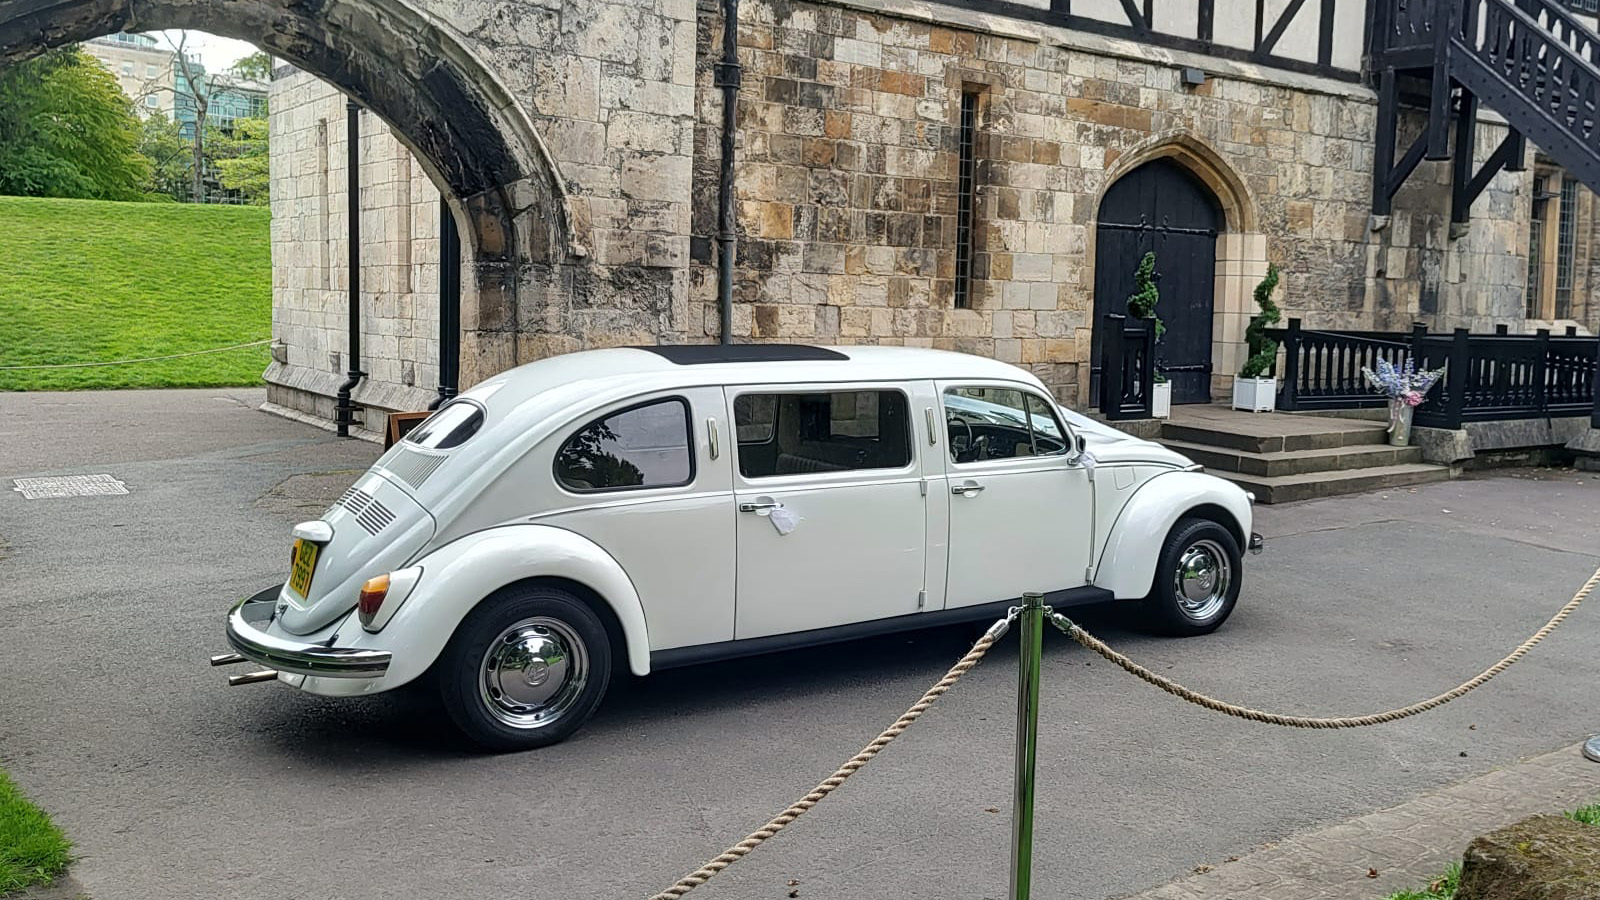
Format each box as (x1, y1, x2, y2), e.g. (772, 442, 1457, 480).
(0, 0, 576, 381)
(1089, 133, 1270, 403)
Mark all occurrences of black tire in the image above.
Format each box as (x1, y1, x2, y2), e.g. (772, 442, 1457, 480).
(1141, 517, 1242, 637)
(437, 585, 613, 752)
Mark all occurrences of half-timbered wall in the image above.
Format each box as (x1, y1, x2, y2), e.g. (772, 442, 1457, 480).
(881, 0, 1374, 79)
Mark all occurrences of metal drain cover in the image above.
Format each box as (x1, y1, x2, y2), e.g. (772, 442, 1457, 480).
(12, 474, 129, 499)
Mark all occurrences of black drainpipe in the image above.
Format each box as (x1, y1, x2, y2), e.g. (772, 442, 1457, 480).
(431, 202, 462, 409)
(334, 100, 365, 436)
(714, 0, 741, 345)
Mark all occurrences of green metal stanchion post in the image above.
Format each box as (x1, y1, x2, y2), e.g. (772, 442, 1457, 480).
(1010, 592, 1045, 900)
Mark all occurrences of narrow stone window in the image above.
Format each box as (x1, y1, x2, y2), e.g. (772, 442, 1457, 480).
(954, 89, 982, 310)
(1555, 177, 1577, 319)
(397, 149, 413, 293)
(316, 116, 331, 291)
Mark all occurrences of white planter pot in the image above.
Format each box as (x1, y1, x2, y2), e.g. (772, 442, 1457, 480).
(1232, 377, 1276, 413)
(1151, 381, 1172, 418)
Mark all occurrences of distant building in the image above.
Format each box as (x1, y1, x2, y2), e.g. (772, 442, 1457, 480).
(173, 58, 268, 140)
(84, 32, 174, 118)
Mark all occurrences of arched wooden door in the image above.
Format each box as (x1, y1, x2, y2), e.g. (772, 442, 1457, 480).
(1093, 159, 1223, 406)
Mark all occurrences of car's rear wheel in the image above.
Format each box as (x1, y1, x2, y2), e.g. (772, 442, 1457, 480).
(1141, 517, 1242, 636)
(437, 586, 612, 751)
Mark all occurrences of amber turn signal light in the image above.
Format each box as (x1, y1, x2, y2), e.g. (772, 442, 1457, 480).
(357, 573, 391, 626)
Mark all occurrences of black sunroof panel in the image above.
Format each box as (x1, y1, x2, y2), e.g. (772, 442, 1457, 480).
(633, 344, 849, 365)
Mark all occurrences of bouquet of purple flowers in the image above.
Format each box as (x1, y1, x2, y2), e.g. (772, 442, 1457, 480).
(1361, 357, 1445, 408)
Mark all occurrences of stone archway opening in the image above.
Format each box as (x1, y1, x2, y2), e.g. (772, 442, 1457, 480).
(1087, 134, 1269, 407)
(0, 0, 574, 411)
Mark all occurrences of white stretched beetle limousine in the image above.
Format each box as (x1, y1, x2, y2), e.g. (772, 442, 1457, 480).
(218, 345, 1263, 750)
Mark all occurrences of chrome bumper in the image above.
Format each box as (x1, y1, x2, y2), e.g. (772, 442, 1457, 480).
(225, 585, 391, 679)
(1249, 532, 1265, 555)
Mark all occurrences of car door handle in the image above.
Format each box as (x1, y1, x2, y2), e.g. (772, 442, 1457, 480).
(739, 500, 780, 512)
(951, 481, 985, 496)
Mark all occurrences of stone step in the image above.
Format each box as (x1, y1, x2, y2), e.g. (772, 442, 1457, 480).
(1161, 440, 1426, 478)
(1160, 418, 1393, 454)
(1214, 463, 1455, 504)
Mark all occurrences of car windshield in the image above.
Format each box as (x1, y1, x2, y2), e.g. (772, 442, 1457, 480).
(942, 393, 1062, 438)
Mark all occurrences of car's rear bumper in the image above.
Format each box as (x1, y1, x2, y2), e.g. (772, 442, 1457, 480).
(1249, 532, 1265, 555)
(225, 585, 391, 678)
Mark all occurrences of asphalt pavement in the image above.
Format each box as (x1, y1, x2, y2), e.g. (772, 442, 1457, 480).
(1, 388, 1597, 900)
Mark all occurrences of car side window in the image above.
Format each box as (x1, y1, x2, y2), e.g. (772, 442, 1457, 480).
(944, 386, 1068, 463)
(734, 389, 911, 478)
(555, 397, 694, 492)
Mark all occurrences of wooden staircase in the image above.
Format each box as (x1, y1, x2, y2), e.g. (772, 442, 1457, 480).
(1374, 0, 1600, 224)
(1159, 407, 1456, 504)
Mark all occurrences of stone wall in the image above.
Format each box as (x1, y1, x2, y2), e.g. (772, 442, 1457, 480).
(692, 0, 1550, 404)
(258, 0, 1592, 426)
(267, 68, 443, 420)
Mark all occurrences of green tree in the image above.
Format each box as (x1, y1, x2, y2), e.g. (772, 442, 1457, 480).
(208, 116, 269, 205)
(228, 51, 274, 83)
(0, 48, 150, 200)
(136, 112, 192, 200)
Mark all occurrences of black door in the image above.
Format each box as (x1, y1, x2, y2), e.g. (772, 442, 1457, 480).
(1092, 159, 1222, 406)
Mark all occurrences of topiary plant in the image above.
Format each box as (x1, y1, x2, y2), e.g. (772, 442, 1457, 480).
(1126, 251, 1164, 339)
(1239, 263, 1282, 379)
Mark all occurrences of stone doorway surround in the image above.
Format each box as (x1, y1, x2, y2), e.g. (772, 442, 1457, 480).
(1083, 133, 1271, 406)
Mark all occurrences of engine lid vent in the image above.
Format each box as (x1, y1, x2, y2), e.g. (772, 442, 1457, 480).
(334, 486, 396, 536)
(379, 444, 448, 489)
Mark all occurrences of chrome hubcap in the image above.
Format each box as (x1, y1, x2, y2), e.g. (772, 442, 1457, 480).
(480, 617, 588, 729)
(1174, 539, 1232, 621)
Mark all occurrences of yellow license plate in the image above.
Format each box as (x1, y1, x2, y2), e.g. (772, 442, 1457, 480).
(288, 538, 320, 598)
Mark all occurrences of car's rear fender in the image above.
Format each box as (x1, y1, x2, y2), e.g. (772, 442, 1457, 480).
(1092, 471, 1253, 599)
(296, 524, 651, 696)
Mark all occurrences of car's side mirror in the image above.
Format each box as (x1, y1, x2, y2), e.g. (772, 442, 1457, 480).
(1062, 420, 1085, 466)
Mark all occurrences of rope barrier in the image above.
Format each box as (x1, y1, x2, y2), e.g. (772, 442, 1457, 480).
(644, 566, 1597, 899)
(646, 614, 1015, 900)
(0, 339, 272, 370)
(1051, 562, 1600, 729)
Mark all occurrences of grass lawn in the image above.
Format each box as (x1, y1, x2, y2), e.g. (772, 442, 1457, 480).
(1383, 803, 1600, 900)
(0, 195, 271, 391)
(0, 769, 70, 894)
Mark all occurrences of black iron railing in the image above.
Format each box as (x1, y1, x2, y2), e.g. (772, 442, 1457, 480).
(1412, 327, 1598, 426)
(1271, 320, 1415, 411)
(1095, 313, 1154, 421)
(1273, 318, 1599, 429)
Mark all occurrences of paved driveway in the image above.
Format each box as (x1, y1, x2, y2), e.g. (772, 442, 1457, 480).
(1, 389, 1597, 900)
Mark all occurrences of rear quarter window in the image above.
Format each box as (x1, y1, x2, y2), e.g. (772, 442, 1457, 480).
(555, 397, 694, 492)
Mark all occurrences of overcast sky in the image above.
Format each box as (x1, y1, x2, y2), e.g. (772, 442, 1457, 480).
(150, 30, 265, 72)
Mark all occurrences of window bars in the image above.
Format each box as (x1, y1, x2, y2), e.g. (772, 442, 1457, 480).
(954, 90, 980, 310)
(1556, 178, 1577, 320)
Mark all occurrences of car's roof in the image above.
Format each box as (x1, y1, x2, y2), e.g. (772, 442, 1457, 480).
(466, 344, 1050, 410)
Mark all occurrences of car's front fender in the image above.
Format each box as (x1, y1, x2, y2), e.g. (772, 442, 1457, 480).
(1093, 470, 1253, 600)
(296, 524, 652, 696)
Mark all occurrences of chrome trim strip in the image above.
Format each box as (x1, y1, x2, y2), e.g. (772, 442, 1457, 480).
(225, 587, 391, 678)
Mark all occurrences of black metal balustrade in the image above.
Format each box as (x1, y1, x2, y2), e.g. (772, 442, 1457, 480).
(1095, 313, 1154, 421)
(1272, 320, 1415, 411)
(1273, 318, 1599, 429)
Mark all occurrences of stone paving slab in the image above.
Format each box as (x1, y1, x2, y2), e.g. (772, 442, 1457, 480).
(1117, 742, 1600, 900)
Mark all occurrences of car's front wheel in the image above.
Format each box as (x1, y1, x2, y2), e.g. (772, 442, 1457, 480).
(1142, 517, 1242, 636)
(437, 585, 612, 752)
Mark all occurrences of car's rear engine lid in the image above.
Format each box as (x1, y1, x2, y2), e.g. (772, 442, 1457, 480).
(275, 471, 435, 635)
